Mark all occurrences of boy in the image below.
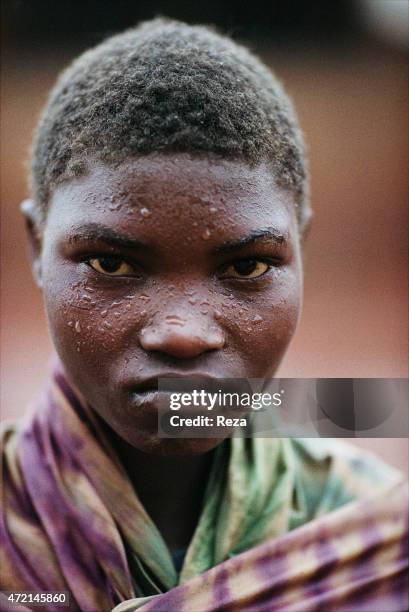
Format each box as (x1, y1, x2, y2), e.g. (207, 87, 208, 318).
(1, 18, 407, 612)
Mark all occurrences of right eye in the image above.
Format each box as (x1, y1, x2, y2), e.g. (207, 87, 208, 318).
(219, 259, 272, 280)
(87, 256, 136, 276)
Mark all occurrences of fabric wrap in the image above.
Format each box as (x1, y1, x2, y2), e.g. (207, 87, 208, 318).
(1, 362, 408, 612)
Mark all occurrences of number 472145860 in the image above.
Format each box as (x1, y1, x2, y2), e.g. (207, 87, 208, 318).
(3, 592, 68, 607)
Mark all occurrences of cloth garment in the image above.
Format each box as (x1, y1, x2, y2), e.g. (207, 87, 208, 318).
(1, 361, 408, 612)
(114, 480, 408, 612)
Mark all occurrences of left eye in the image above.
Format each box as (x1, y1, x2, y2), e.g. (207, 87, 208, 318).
(219, 259, 270, 279)
(87, 256, 135, 276)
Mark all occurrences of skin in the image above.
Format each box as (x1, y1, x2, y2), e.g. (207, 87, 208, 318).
(23, 153, 304, 548)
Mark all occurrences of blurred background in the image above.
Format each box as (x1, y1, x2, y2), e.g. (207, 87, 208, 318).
(1, 0, 408, 470)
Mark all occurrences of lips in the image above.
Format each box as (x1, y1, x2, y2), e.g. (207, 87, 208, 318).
(127, 374, 222, 413)
(128, 372, 220, 396)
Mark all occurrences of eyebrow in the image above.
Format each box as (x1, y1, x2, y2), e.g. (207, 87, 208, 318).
(66, 223, 286, 255)
(213, 228, 287, 255)
(67, 223, 149, 251)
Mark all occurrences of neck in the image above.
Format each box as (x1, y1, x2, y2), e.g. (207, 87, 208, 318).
(107, 432, 215, 550)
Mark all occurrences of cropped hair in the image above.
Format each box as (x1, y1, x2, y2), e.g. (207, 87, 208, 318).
(30, 18, 309, 226)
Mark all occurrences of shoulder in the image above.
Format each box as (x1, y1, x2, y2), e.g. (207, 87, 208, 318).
(284, 438, 405, 524)
(292, 437, 403, 487)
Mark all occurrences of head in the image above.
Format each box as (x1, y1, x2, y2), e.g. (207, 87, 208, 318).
(23, 18, 311, 456)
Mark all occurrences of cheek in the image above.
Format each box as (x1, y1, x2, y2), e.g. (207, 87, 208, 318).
(224, 270, 302, 373)
(42, 272, 145, 383)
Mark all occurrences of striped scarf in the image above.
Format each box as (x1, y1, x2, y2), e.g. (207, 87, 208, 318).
(1, 362, 408, 611)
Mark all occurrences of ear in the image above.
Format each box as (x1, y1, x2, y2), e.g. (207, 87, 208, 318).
(20, 199, 43, 288)
(300, 207, 313, 244)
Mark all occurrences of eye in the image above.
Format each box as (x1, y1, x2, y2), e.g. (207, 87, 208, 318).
(87, 256, 136, 276)
(219, 259, 271, 279)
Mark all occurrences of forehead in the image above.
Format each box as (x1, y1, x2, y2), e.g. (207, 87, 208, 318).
(46, 154, 297, 239)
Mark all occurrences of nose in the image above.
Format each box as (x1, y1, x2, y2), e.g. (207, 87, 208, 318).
(139, 318, 225, 359)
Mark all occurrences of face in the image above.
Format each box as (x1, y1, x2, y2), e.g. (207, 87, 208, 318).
(29, 154, 303, 455)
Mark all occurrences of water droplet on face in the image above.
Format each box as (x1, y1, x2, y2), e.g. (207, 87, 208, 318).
(139, 294, 150, 302)
(252, 315, 263, 323)
(103, 321, 112, 329)
(140, 207, 151, 218)
(68, 321, 74, 327)
(188, 297, 197, 305)
(125, 303, 131, 310)
(100, 310, 108, 318)
(75, 321, 81, 333)
(202, 228, 211, 240)
(108, 195, 122, 211)
(209, 207, 217, 213)
(114, 311, 121, 318)
(200, 309, 208, 315)
(140, 309, 147, 316)
(214, 309, 222, 318)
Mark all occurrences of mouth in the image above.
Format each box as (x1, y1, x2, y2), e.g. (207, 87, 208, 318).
(128, 373, 220, 403)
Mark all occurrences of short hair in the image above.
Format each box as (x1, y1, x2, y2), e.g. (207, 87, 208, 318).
(30, 17, 309, 227)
